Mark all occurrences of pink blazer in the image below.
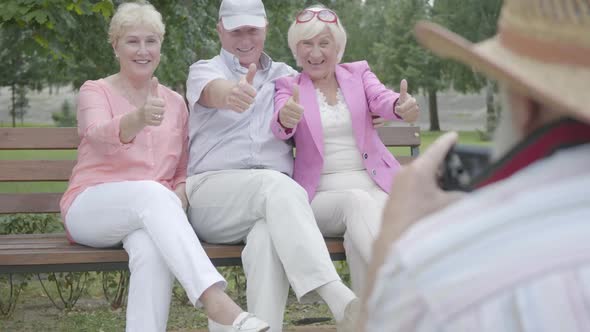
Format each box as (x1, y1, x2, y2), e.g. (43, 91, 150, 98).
(272, 61, 403, 202)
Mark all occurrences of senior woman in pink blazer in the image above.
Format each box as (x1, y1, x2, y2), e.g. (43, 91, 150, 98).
(271, 5, 419, 294)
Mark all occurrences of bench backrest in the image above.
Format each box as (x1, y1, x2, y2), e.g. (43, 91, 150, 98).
(0, 126, 420, 215)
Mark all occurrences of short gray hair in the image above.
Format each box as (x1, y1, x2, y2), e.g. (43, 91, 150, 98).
(287, 5, 347, 65)
(108, 1, 165, 44)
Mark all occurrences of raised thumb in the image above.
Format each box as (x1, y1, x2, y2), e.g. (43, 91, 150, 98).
(400, 79, 408, 99)
(292, 84, 300, 104)
(245, 63, 257, 85)
(150, 77, 159, 97)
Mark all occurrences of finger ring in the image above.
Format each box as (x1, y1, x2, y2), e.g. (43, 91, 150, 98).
(152, 114, 162, 120)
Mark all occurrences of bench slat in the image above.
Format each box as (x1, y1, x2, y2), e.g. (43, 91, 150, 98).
(0, 130, 418, 153)
(0, 155, 413, 182)
(0, 233, 66, 240)
(0, 234, 345, 267)
(0, 243, 75, 249)
(396, 156, 414, 165)
(0, 128, 79, 150)
(0, 127, 417, 150)
(0, 249, 129, 265)
(0, 233, 65, 241)
(0, 160, 75, 181)
(0, 157, 415, 213)
(377, 126, 420, 147)
(0, 193, 62, 214)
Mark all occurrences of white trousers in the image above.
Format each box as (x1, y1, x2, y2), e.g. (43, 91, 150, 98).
(186, 169, 341, 332)
(65, 181, 226, 332)
(312, 171, 388, 294)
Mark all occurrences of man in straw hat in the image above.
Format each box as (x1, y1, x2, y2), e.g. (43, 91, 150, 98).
(361, 0, 590, 331)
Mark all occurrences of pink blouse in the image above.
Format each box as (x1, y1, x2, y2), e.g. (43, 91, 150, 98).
(60, 79, 189, 221)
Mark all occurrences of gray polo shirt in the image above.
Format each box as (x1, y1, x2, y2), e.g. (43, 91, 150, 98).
(186, 49, 297, 177)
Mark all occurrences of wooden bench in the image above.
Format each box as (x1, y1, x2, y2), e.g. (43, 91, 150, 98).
(0, 126, 420, 274)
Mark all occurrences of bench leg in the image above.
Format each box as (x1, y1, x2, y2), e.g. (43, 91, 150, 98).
(0, 274, 28, 318)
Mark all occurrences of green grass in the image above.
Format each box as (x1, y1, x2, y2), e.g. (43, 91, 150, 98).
(0, 150, 76, 160)
(422, 130, 490, 146)
(0, 123, 57, 128)
(0, 272, 333, 331)
(0, 182, 69, 193)
(390, 130, 490, 156)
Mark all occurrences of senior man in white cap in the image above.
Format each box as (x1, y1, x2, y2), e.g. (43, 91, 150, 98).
(184, 1, 359, 331)
(362, 0, 590, 331)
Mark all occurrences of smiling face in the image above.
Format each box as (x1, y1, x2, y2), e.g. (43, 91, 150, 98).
(296, 28, 339, 81)
(217, 22, 267, 68)
(113, 25, 161, 81)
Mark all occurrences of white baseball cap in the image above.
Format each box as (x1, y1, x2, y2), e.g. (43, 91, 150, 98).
(219, 0, 267, 31)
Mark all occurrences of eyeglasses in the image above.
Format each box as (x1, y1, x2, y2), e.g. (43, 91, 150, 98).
(296, 9, 338, 24)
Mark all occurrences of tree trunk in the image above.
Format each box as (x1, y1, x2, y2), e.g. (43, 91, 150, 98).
(428, 89, 440, 131)
(11, 84, 16, 128)
(485, 80, 497, 140)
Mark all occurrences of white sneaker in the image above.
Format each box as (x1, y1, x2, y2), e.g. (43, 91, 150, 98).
(208, 312, 270, 332)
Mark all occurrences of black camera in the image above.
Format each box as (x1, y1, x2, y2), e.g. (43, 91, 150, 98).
(438, 144, 491, 191)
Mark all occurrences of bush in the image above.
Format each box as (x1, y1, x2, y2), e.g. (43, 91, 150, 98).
(0, 214, 63, 235)
(52, 100, 77, 127)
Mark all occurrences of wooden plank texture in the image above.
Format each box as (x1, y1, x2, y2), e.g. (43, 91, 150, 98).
(377, 126, 420, 147)
(0, 160, 75, 181)
(0, 127, 419, 149)
(396, 156, 414, 165)
(0, 234, 345, 267)
(0, 193, 62, 214)
(0, 128, 79, 150)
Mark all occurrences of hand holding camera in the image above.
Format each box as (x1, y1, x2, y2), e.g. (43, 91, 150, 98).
(438, 145, 491, 191)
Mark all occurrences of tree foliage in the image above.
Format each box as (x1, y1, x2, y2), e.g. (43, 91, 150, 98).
(52, 100, 76, 127)
(364, 0, 446, 129)
(0, 0, 218, 91)
(433, 0, 502, 92)
(1, 0, 503, 130)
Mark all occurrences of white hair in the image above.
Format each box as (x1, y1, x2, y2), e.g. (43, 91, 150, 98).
(108, 1, 165, 44)
(287, 5, 347, 65)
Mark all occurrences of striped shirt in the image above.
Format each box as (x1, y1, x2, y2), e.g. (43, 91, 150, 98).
(367, 143, 590, 332)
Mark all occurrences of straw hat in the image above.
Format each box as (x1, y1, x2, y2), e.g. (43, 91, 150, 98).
(414, 0, 590, 123)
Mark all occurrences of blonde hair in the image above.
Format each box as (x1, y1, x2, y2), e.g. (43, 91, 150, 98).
(108, 1, 165, 44)
(287, 5, 347, 65)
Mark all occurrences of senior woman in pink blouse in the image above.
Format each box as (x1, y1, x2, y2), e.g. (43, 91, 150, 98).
(272, 5, 419, 294)
(60, 2, 268, 332)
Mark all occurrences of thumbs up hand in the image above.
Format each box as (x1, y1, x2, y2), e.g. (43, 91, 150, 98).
(278, 84, 304, 129)
(226, 63, 258, 113)
(141, 77, 166, 126)
(394, 79, 419, 124)
(243, 62, 256, 85)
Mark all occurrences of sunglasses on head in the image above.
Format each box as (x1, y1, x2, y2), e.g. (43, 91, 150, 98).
(296, 9, 338, 24)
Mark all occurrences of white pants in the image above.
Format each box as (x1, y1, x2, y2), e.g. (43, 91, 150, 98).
(186, 169, 341, 332)
(312, 171, 388, 294)
(65, 181, 226, 332)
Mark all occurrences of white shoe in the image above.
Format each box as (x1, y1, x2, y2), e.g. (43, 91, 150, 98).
(208, 312, 270, 332)
(337, 298, 360, 332)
